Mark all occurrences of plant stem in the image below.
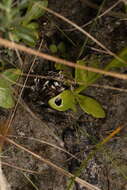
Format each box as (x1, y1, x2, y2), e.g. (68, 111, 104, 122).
(75, 47, 127, 94)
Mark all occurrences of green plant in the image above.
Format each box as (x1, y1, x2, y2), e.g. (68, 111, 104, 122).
(49, 47, 127, 118)
(49, 41, 67, 59)
(0, 68, 21, 109)
(0, 0, 48, 46)
(0, 0, 48, 109)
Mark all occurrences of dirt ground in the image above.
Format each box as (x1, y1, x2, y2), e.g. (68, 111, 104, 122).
(1, 0, 127, 190)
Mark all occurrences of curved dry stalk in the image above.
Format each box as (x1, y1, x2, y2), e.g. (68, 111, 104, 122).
(1, 161, 39, 175)
(91, 84, 127, 93)
(66, 0, 120, 31)
(0, 38, 127, 81)
(89, 47, 110, 54)
(39, 5, 126, 63)
(96, 0, 121, 18)
(10, 135, 81, 162)
(82, 0, 126, 18)
(22, 173, 39, 190)
(4, 136, 101, 190)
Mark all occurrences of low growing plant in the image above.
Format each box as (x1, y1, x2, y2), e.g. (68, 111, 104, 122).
(49, 47, 127, 118)
(0, 0, 48, 46)
(0, 0, 48, 109)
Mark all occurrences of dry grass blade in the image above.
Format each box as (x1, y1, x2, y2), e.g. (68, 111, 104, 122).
(22, 173, 39, 190)
(1, 161, 39, 175)
(0, 38, 127, 81)
(91, 84, 127, 93)
(97, 0, 121, 18)
(10, 136, 80, 162)
(65, 1, 120, 31)
(4, 136, 101, 190)
(100, 125, 124, 145)
(39, 6, 126, 63)
(83, 0, 126, 18)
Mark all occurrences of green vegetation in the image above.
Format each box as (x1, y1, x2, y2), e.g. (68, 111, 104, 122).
(0, 68, 21, 108)
(0, 0, 48, 109)
(49, 47, 127, 118)
(0, 0, 48, 46)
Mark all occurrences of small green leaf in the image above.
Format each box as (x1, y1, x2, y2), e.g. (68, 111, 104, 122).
(0, 77, 9, 88)
(13, 28, 37, 46)
(48, 90, 76, 111)
(76, 94, 105, 118)
(0, 69, 21, 109)
(105, 47, 127, 70)
(49, 44, 58, 54)
(2, 68, 21, 85)
(0, 69, 21, 89)
(0, 87, 14, 108)
(26, 22, 39, 30)
(23, 1, 48, 25)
